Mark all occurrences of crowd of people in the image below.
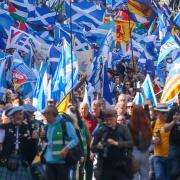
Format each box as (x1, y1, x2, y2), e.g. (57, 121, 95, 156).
(0, 75, 179, 180)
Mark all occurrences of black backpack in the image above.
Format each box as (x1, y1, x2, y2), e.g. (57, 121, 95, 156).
(60, 113, 81, 167)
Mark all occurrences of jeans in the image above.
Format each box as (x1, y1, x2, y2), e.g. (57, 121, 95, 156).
(153, 156, 168, 180)
(133, 147, 149, 180)
(167, 146, 180, 180)
(69, 164, 77, 180)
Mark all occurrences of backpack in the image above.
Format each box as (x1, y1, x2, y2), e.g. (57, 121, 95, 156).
(60, 113, 81, 167)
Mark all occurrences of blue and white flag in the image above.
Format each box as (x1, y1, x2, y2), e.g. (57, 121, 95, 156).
(89, 30, 113, 92)
(0, 10, 15, 35)
(141, 74, 157, 106)
(52, 39, 78, 103)
(157, 35, 180, 84)
(27, 6, 58, 28)
(9, 51, 37, 98)
(65, 1, 104, 30)
(133, 92, 144, 105)
(48, 44, 61, 77)
(103, 62, 113, 105)
(33, 62, 49, 111)
(6, 26, 41, 54)
(157, 7, 171, 41)
(0, 55, 8, 99)
(54, 23, 91, 51)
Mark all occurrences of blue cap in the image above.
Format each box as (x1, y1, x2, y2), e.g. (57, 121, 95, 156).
(7, 106, 24, 116)
(23, 104, 37, 112)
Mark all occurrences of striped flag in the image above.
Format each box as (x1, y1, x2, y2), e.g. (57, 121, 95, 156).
(161, 57, 180, 103)
(127, 0, 155, 23)
(8, 0, 35, 22)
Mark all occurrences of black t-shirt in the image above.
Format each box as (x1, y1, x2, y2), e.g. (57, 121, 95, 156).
(167, 105, 180, 146)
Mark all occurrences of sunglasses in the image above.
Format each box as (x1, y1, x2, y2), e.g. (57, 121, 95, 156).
(127, 106, 133, 108)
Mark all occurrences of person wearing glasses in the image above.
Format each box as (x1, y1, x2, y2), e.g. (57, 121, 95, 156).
(152, 103, 170, 180)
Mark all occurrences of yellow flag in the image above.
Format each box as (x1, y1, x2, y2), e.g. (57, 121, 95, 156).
(57, 93, 71, 113)
(115, 19, 135, 44)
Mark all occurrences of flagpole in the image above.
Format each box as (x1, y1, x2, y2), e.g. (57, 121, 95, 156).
(69, 0, 74, 103)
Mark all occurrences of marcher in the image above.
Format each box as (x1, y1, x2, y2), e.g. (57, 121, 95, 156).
(152, 104, 170, 180)
(0, 106, 38, 180)
(128, 105, 152, 180)
(91, 108, 133, 180)
(42, 105, 78, 180)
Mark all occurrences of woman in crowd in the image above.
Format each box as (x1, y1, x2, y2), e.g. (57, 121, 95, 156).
(129, 105, 152, 180)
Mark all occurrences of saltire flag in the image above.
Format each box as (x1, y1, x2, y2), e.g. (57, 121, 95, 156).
(157, 35, 180, 85)
(6, 26, 41, 54)
(10, 52, 37, 98)
(33, 62, 49, 111)
(89, 30, 113, 93)
(8, 0, 35, 22)
(52, 39, 78, 103)
(27, 6, 58, 28)
(133, 92, 144, 105)
(127, 0, 155, 23)
(0, 10, 15, 35)
(57, 93, 71, 113)
(48, 44, 61, 77)
(161, 57, 180, 103)
(86, 20, 116, 47)
(141, 74, 157, 106)
(103, 62, 113, 105)
(65, 0, 104, 30)
(54, 23, 91, 51)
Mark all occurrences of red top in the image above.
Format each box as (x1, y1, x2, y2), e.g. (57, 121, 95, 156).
(83, 114, 98, 135)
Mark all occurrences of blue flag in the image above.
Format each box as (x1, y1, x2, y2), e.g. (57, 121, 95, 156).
(52, 39, 78, 103)
(103, 62, 113, 105)
(142, 74, 157, 106)
(0, 55, 9, 99)
(65, 1, 104, 30)
(33, 62, 49, 111)
(157, 35, 180, 84)
(133, 92, 144, 105)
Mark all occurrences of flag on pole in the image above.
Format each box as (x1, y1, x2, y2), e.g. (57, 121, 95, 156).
(65, 1, 104, 29)
(141, 74, 157, 106)
(133, 92, 144, 105)
(161, 57, 180, 103)
(103, 62, 113, 105)
(57, 93, 71, 113)
(52, 39, 78, 103)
